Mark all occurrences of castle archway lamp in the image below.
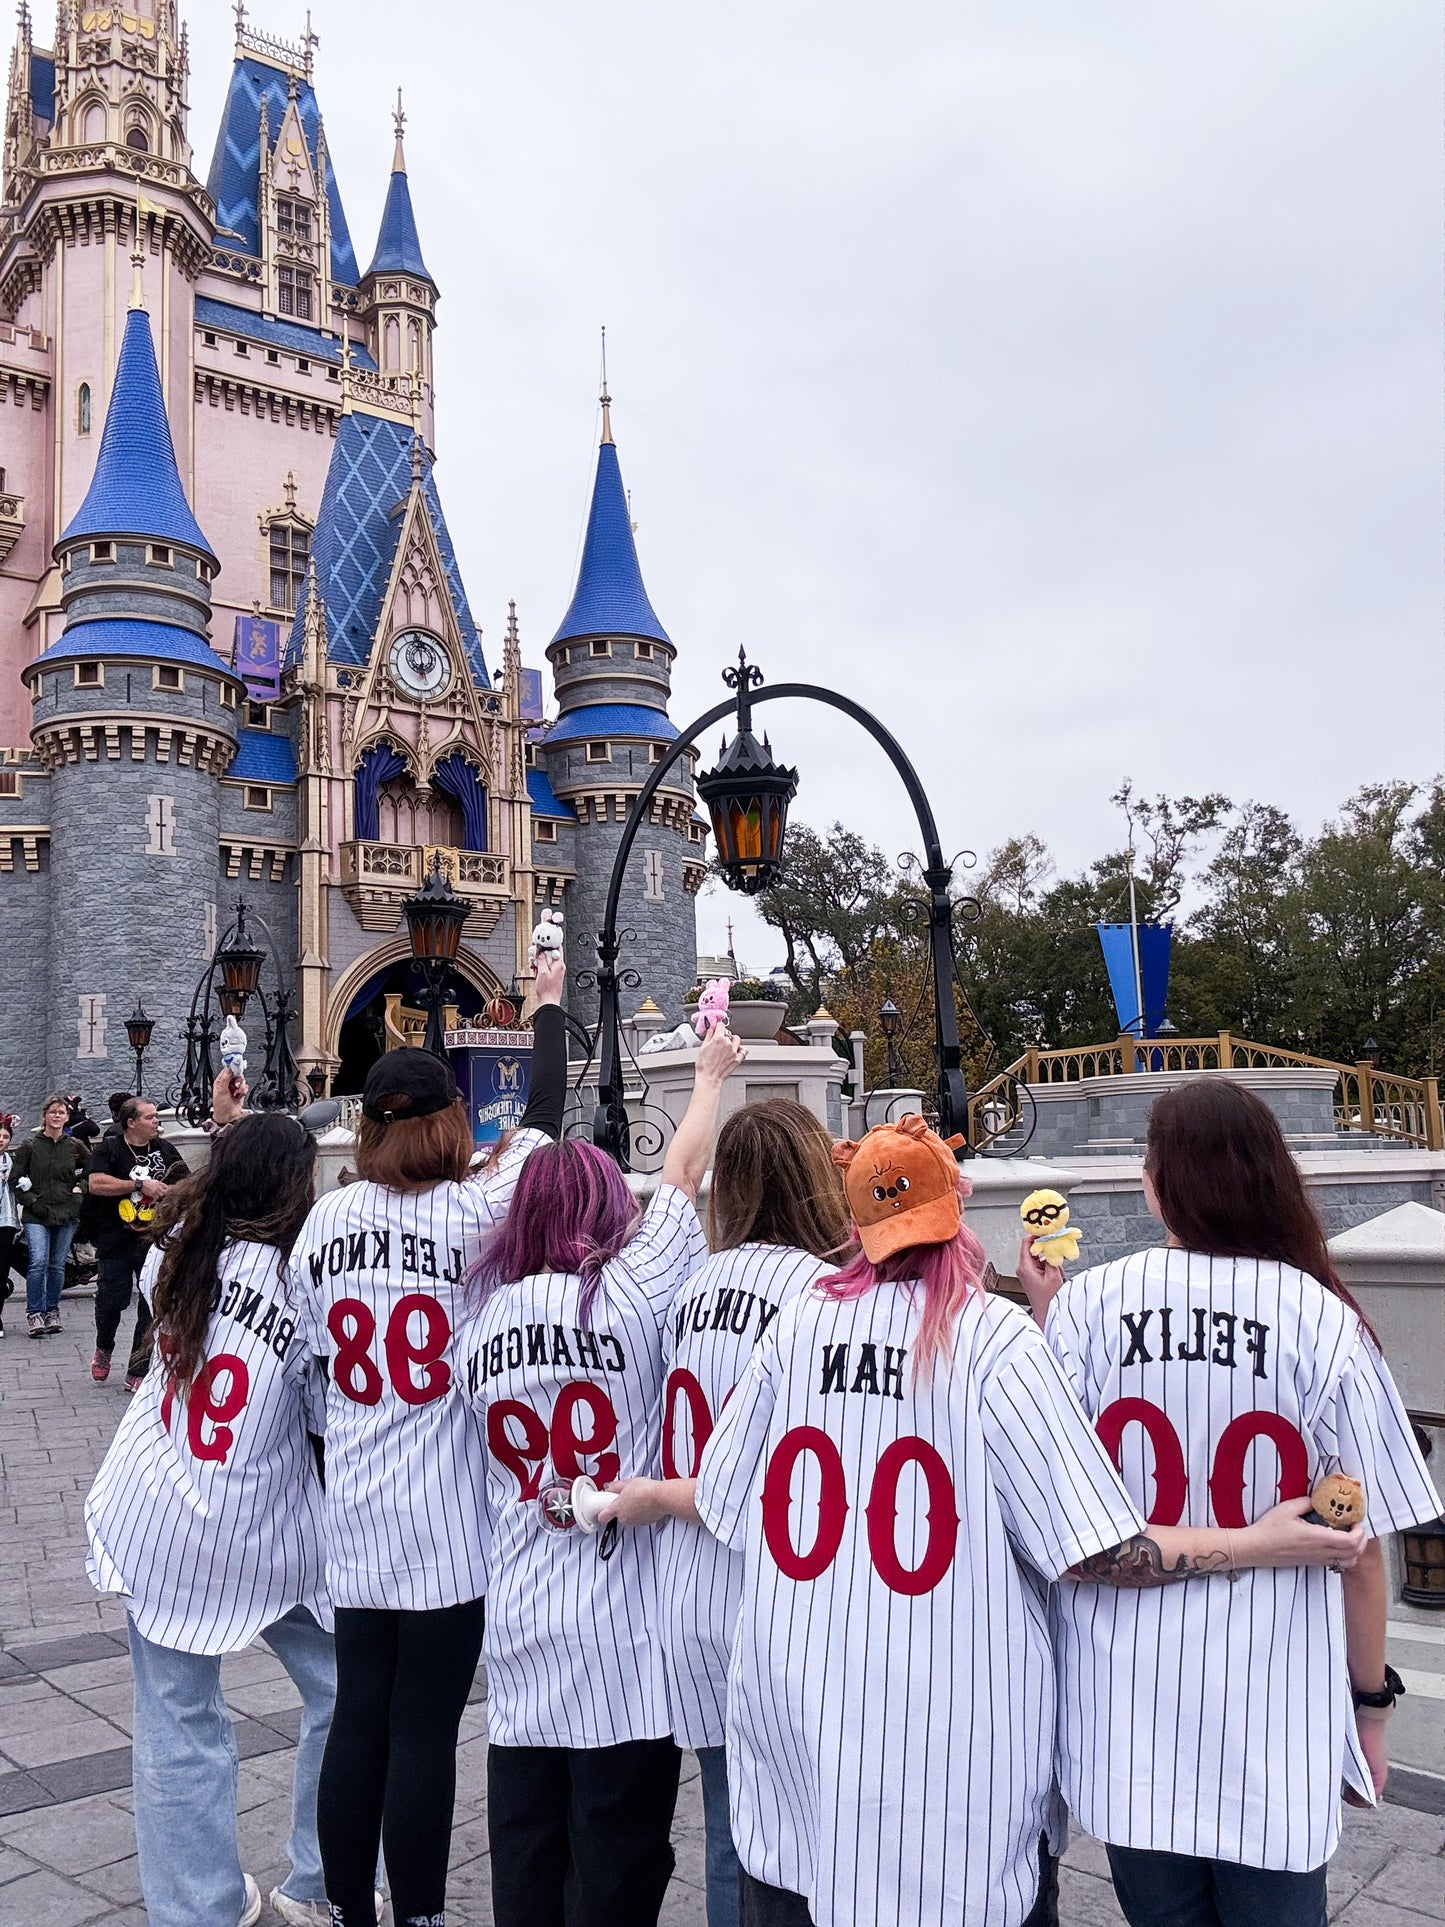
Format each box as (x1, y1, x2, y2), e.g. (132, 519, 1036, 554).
(169, 899, 303, 1123)
(401, 855, 471, 1058)
(878, 997, 904, 1090)
(584, 647, 969, 1168)
(124, 1001, 154, 1098)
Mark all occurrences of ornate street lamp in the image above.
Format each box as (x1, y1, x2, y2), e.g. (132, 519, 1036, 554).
(306, 1065, 329, 1100)
(402, 855, 471, 1057)
(168, 899, 303, 1122)
(878, 997, 903, 1089)
(585, 648, 969, 1167)
(124, 1000, 154, 1097)
(215, 906, 265, 1013)
(1361, 1036, 1381, 1069)
(696, 655, 798, 895)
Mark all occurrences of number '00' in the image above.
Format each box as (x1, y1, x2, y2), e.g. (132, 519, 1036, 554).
(760, 1426, 960, 1596)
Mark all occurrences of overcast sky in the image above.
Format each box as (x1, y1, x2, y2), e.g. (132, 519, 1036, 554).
(92, 4, 1445, 967)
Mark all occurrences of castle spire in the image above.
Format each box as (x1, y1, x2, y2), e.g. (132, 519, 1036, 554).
(365, 92, 433, 282)
(551, 384, 669, 647)
(61, 307, 215, 560)
(599, 325, 613, 446)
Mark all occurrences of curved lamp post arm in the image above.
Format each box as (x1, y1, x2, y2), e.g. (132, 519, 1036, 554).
(587, 680, 967, 1163)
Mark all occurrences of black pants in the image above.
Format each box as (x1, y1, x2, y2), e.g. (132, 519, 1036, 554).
(0, 1227, 21, 1303)
(95, 1247, 152, 1376)
(738, 1835, 1059, 1926)
(318, 1598, 486, 1927)
(1106, 1845, 1327, 1927)
(488, 1736, 681, 1927)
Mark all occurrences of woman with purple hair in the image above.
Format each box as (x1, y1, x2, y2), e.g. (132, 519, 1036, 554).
(459, 1023, 746, 1927)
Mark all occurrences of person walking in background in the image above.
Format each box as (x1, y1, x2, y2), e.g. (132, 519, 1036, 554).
(1018, 1079, 1443, 1927)
(87, 1114, 341, 1927)
(0, 1117, 23, 1335)
(11, 1095, 89, 1337)
(85, 1097, 188, 1388)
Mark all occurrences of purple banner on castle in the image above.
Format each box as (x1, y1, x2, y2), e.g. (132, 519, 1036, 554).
(234, 613, 281, 702)
(519, 667, 544, 720)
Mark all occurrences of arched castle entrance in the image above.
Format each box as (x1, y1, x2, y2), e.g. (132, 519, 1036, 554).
(324, 940, 507, 1094)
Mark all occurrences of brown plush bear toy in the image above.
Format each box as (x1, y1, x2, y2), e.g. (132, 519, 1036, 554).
(1304, 1473, 1365, 1530)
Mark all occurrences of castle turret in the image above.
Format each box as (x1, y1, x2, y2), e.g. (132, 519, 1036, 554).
(359, 93, 437, 444)
(538, 382, 705, 1023)
(25, 287, 241, 1095)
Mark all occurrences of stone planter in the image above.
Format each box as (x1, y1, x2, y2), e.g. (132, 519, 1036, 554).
(725, 1000, 789, 1041)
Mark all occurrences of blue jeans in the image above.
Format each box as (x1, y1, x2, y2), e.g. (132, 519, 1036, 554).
(24, 1220, 74, 1317)
(129, 1606, 336, 1927)
(1106, 1845, 1328, 1927)
(698, 1746, 740, 1927)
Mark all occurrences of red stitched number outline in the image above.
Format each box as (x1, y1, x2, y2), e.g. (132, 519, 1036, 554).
(160, 1353, 251, 1465)
(327, 1294, 452, 1407)
(662, 1367, 715, 1479)
(762, 1428, 960, 1592)
(1097, 1397, 1309, 1527)
(486, 1381, 622, 1496)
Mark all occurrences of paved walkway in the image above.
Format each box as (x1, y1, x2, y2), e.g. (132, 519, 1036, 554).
(1, 1298, 1441, 1925)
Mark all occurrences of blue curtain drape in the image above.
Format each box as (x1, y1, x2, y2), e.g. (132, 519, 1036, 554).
(433, 751, 489, 851)
(353, 742, 408, 842)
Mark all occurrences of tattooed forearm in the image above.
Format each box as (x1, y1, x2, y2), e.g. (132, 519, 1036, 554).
(1068, 1534, 1234, 1588)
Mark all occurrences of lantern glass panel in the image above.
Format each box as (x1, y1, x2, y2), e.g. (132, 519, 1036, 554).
(217, 986, 248, 1018)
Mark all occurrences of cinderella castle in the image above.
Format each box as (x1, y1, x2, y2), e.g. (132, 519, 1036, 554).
(0, 2, 706, 1111)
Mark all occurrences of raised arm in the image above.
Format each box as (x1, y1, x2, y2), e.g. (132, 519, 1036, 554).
(659, 1027, 747, 1202)
(516, 952, 568, 1141)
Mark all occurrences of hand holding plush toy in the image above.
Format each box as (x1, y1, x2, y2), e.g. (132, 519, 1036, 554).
(1020, 1188, 1081, 1266)
(1304, 1473, 1366, 1530)
(529, 910, 564, 970)
(692, 978, 731, 1040)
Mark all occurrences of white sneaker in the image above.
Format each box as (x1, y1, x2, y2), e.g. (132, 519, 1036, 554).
(268, 1885, 384, 1924)
(240, 1873, 263, 1927)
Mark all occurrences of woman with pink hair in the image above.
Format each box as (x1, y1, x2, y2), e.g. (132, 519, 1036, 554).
(603, 1115, 1360, 1927)
(459, 1023, 746, 1927)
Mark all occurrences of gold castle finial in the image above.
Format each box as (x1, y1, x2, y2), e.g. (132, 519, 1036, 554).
(599, 324, 613, 446)
(392, 88, 406, 172)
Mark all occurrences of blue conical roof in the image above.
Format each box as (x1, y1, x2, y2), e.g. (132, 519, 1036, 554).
(551, 439, 670, 646)
(61, 309, 215, 560)
(367, 167, 432, 280)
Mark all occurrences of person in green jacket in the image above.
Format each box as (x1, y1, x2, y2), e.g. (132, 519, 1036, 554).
(11, 1097, 90, 1338)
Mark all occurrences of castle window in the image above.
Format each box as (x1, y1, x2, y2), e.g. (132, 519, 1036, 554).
(590, 640, 611, 658)
(268, 520, 311, 614)
(0, 771, 18, 798)
(383, 317, 401, 371)
(235, 340, 249, 356)
(153, 665, 183, 692)
(266, 349, 280, 366)
(296, 357, 310, 374)
(243, 786, 273, 812)
(585, 741, 610, 763)
(90, 541, 113, 562)
(202, 330, 218, 347)
(74, 662, 103, 688)
(125, 125, 148, 153)
(276, 197, 312, 244)
(81, 102, 106, 145)
(524, 741, 537, 768)
(220, 683, 238, 709)
(246, 702, 271, 729)
(534, 819, 557, 844)
(688, 822, 704, 843)
(197, 558, 213, 582)
(77, 384, 91, 435)
(326, 366, 339, 382)
(635, 642, 653, 660)
(277, 267, 313, 321)
(148, 544, 171, 567)
(649, 743, 666, 763)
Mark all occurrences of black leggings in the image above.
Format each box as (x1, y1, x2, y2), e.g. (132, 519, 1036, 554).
(318, 1598, 486, 1927)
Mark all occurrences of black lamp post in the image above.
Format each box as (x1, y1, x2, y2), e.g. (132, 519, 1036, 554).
(124, 1001, 154, 1097)
(1361, 1036, 1381, 1069)
(401, 855, 471, 1057)
(169, 900, 304, 1122)
(306, 1065, 329, 1100)
(878, 998, 903, 1089)
(587, 648, 969, 1166)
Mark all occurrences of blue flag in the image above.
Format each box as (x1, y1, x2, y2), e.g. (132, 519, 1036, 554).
(1097, 922, 1172, 1037)
(235, 613, 281, 702)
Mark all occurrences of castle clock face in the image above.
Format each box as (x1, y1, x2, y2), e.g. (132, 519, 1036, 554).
(389, 629, 451, 700)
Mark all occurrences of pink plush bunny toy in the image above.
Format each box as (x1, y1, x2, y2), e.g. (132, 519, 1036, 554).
(692, 977, 731, 1039)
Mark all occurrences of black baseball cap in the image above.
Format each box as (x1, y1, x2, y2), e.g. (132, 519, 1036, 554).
(361, 1049, 458, 1124)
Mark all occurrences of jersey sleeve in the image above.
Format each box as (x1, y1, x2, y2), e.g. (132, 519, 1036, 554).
(978, 1310, 1145, 1581)
(610, 1184, 708, 1319)
(1314, 1333, 1443, 1535)
(694, 1325, 782, 1552)
(472, 1127, 550, 1215)
(1043, 1278, 1091, 1405)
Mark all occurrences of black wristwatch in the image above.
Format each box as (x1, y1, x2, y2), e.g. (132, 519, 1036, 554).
(1353, 1664, 1405, 1711)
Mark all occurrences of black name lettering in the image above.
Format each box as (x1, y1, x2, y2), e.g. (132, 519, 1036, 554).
(819, 1342, 908, 1397)
(1241, 1317, 1270, 1379)
(820, 1343, 848, 1394)
(1118, 1304, 1273, 1380)
(1210, 1311, 1236, 1368)
(1121, 1310, 1153, 1367)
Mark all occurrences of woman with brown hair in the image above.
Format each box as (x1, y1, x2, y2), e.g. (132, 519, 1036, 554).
(658, 1100, 855, 1927)
(291, 952, 568, 1927)
(1019, 1077, 1441, 1927)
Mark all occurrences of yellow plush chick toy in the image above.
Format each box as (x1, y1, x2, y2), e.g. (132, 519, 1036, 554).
(1020, 1188, 1082, 1266)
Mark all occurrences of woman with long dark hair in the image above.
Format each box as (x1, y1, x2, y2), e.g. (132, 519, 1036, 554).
(657, 1099, 854, 1927)
(293, 952, 568, 1927)
(86, 1113, 338, 1927)
(459, 1023, 746, 1927)
(1019, 1077, 1441, 1927)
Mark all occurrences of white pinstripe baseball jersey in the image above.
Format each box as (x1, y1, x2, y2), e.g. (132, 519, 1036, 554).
(658, 1243, 823, 1748)
(1047, 1248, 1442, 1871)
(459, 1182, 707, 1747)
(292, 1130, 547, 1612)
(86, 1241, 329, 1654)
(695, 1284, 1143, 1927)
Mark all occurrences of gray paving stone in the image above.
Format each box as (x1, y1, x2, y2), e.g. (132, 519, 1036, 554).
(1356, 1850, 1445, 1919)
(0, 1796, 139, 1875)
(0, 1867, 110, 1925)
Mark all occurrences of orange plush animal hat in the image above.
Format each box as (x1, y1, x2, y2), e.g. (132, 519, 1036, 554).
(832, 1114, 967, 1263)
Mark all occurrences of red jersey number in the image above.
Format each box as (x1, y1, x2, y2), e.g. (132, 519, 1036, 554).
(1097, 1397, 1309, 1527)
(486, 1381, 622, 1498)
(160, 1353, 251, 1466)
(327, 1294, 452, 1407)
(760, 1426, 961, 1596)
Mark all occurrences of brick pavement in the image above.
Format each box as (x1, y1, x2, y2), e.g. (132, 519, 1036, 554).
(1, 1295, 1441, 1926)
